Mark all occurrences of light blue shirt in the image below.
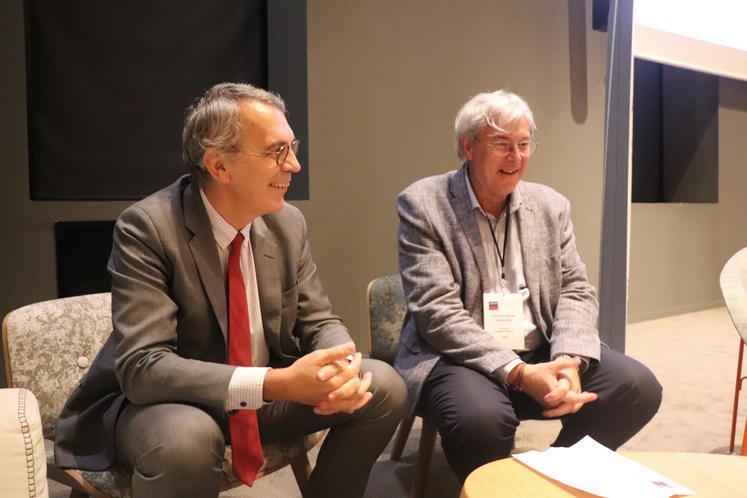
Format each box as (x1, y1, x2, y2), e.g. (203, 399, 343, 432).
(464, 165, 545, 380)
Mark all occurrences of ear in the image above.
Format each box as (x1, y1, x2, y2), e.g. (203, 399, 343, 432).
(462, 138, 474, 161)
(203, 149, 232, 184)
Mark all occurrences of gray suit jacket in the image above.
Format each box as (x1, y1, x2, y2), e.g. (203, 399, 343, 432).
(55, 175, 351, 470)
(394, 166, 601, 416)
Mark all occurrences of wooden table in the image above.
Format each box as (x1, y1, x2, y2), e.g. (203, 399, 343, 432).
(460, 452, 747, 498)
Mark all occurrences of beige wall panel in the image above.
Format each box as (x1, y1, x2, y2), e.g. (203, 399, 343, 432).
(302, 0, 609, 346)
(628, 77, 747, 322)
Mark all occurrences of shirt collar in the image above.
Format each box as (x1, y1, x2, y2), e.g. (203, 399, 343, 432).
(199, 188, 252, 250)
(463, 163, 522, 218)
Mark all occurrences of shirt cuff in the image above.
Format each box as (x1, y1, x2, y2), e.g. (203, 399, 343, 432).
(495, 358, 524, 383)
(225, 366, 270, 411)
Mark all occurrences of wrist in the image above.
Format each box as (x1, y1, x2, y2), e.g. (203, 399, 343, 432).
(262, 367, 285, 402)
(507, 362, 526, 391)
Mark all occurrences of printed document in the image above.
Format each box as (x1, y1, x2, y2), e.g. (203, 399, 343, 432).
(513, 436, 694, 498)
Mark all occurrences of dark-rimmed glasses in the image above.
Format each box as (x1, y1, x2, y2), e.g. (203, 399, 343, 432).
(242, 139, 301, 166)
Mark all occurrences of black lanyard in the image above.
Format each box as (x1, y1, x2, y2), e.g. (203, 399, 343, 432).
(486, 198, 511, 283)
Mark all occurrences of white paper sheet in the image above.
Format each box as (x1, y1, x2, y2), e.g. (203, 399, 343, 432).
(512, 436, 695, 498)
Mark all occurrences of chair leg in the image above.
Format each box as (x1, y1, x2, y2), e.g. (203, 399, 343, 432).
(391, 414, 416, 461)
(409, 417, 438, 498)
(741, 417, 747, 456)
(290, 453, 313, 495)
(48, 465, 110, 498)
(730, 340, 745, 453)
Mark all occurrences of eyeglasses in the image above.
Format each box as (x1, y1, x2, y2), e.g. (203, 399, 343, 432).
(241, 139, 301, 166)
(474, 137, 537, 157)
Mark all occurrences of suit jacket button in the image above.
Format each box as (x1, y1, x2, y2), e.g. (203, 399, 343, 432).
(76, 356, 90, 368)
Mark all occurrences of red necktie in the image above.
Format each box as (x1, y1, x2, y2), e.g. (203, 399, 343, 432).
(227, 233, 263, 485)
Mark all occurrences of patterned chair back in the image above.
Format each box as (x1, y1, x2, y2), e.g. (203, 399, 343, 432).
(366, 274, 407, 364)
(2, 293, 112, 438)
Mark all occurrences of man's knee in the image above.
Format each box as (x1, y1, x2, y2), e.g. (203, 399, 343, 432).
(361, 359, 406, 420)
(438, 404, 517, 482)
(118, 403, 225, 479)
(613, 355, 662, 410)
(625, 361, 663, 417)
(154, 412, 223, 472)
(442, 404, 517, 456)
(590, 350, 663, 423)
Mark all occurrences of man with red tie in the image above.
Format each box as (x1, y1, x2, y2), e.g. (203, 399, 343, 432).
(54, 82, 406, 498)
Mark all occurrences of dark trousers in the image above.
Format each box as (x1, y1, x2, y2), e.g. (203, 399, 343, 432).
(420, 345, 663, 483)
(114, 359, 406, 498)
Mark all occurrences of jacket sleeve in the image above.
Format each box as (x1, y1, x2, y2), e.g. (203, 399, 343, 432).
(545, 197, 601, 361)
(111, 205, 235, 413)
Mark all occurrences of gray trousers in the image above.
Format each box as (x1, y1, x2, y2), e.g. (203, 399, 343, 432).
(115, 359, 406, 498)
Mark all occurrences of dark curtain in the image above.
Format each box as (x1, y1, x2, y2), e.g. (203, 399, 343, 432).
(26, 0, 266, 200)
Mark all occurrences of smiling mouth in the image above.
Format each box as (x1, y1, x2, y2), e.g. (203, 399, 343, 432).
(269, 182, 290, 189)
(499, 168, 519, 175)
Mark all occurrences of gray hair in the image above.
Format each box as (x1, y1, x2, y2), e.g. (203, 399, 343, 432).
(454, 90, 536, 161)
(182, 82, 286, 184)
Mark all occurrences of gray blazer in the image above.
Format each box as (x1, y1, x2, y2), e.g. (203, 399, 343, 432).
(55, 175, 351, 470)
(394, 166, 601, 416)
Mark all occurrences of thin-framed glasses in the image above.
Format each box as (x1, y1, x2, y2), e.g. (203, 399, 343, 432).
(474, 137, 537, 157)
(242, 139, 301, 166)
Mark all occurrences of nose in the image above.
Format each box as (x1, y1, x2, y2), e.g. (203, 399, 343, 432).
(282, 148, 302, 173)
(506, 144, 522, 160)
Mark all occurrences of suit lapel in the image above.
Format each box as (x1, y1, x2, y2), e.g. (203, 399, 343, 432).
(183, 179, 229, 341)
(515, 183, 542, 324)
(250, 217, 281, 350)
(449, 166, 491, 293)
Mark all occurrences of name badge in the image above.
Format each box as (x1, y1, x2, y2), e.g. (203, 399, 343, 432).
(483, 292, 524, 350)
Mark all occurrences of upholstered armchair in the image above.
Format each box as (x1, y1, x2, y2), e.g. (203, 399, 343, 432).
(2, 293, 323, 497)
(367, 275, 438, 498)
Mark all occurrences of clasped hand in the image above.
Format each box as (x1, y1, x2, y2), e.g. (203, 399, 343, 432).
(263, 342, 372, 416)
(521, 356, 597, 417)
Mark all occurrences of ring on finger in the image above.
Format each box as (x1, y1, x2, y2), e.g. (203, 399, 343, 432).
(346, 354, 363, 379)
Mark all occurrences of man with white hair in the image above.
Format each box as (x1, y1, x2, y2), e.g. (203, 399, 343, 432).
(395, 89, 662, 482)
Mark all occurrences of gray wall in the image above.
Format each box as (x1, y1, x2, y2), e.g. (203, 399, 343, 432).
(301, 0, 609, 347)
(628, 77, 747, 322)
